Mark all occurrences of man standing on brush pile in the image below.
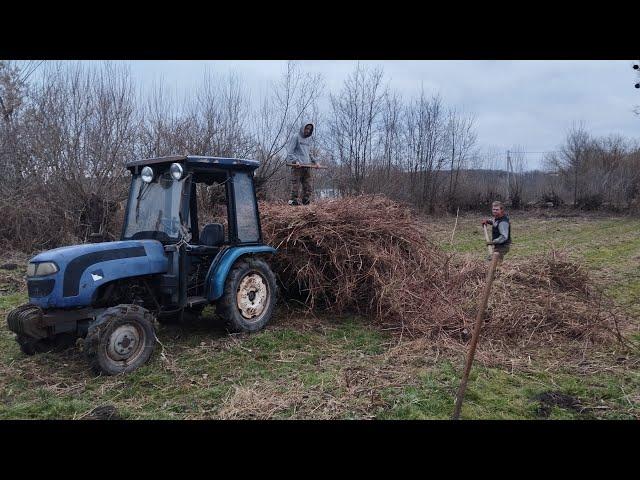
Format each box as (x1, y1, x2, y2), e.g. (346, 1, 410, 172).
(287, 122, 316, 206)
(482, 201, 512, 259)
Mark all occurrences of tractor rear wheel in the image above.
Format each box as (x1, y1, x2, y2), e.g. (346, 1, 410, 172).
(216, 257, 277, 333)
(84, 304, 156, 375)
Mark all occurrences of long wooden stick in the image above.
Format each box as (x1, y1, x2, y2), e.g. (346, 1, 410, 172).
(450, 207, 460, 245)
(452, 250, 501, 420)
(286, 163, 328, 169)
(483, 224, 494, 256)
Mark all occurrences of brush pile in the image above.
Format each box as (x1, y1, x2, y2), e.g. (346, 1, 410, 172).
(260, 195, 626, 346)
(472, 252, 625, 345)
(261, 196, 446, 320)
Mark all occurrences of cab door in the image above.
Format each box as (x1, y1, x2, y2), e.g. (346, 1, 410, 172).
(227, 171, 263, 245)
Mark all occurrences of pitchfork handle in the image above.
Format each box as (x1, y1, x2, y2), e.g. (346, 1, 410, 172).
(483, 224, 494, 256)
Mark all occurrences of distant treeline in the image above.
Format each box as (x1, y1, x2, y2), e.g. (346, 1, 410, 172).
(1, 61, 639, 252)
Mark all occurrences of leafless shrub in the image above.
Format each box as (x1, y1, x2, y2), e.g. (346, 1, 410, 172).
(545, 126, 640, 210)
(0, 61, 136, 251)
(327, 64, 385, 195)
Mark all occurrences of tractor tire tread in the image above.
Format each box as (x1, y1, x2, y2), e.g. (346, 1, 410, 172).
(216, 257, 277, 333)
(84, 304, 156, 375)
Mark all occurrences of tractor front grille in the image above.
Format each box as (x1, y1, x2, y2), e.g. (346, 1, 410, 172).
(27, 278, 55, 298)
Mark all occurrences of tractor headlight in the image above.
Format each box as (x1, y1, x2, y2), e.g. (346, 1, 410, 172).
(170, 163, 183, 180)
(27, 262, 59, 277)
(37, 262, 59, 276)
(141, 166, 154, 183)
(26, 263, 36, 277)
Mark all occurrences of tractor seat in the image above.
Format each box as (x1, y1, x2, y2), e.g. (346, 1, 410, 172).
(188, 223, 224, 255)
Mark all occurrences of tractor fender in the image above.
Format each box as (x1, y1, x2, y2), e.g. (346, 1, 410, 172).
(205, 246, 276, 301)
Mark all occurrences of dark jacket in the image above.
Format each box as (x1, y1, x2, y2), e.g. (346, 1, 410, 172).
(491, 215, 511, 245)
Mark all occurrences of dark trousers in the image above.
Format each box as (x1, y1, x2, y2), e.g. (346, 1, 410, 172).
(494, 244, 510, 262)
(290, 167, 313, 203)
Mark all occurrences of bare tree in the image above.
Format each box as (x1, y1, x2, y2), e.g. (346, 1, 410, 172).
(8, 59, 640, 255)
(446, 108, 477, 208)
(328, 64, 385, 194)
(506, 147, 526, 209)
(0, 61, 29, 183)
(404, 90, 447, 211)
(0, 61, 26, 123)
(253, 61, 323, 194)
(1, 61, 138, 247)
(546, 123, 592, 207)
(380, 89, 403, 175)
(192, 71, 254, 157)
(137, 80, 182, 158)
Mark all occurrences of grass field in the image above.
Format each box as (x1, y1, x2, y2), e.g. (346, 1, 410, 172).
(1, 211, 638, 419)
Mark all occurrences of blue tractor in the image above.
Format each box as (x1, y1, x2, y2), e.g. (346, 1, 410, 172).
(6, 155, 278, 375)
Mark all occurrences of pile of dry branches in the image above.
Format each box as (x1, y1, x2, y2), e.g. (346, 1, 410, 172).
(261, 195, 627, 347)
(482, 252, 627, 345)
(261, 195, 446, 320)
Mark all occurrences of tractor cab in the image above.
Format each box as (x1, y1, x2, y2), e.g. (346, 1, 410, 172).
(123, 155, 262, 247)
(7, 155, 278, 375)
(122, 155, 275, 321)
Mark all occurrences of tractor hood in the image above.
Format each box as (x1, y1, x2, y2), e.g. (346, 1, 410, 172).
(27, 240, 168, 309)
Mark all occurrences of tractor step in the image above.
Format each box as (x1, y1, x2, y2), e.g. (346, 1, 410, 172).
(186, 296, 209, 308)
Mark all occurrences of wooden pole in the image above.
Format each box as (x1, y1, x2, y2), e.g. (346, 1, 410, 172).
(286, 163, 328, 169)
(452, 250, 501, 420)
(483, 223, 494, 256)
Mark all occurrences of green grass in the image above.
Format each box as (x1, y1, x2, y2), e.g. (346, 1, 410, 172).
(381, 361, 639, 420)
(0, 212, 638, 419)
(0, 292, 26, 312)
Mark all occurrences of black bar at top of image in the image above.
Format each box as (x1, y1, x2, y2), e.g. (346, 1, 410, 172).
(1, 10, 638, 60)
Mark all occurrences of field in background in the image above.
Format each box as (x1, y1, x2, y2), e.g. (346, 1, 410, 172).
(0, 212, 638, 419)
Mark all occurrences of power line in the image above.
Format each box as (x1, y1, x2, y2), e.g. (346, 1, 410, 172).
(19, 61, 44, 83)
(508, 150, 561, 154)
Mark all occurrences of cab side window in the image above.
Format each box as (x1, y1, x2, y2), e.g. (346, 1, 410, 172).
(196, 182, 229, 243)
(232, 173, 260, 243)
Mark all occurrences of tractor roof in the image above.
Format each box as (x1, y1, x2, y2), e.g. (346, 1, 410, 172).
(125, 155, 260, 171)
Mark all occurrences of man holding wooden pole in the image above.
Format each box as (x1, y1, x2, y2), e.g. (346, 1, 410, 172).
(481, 201, 512, 260)
(287, 122, 316, 206)
(452, 200, 512, 419)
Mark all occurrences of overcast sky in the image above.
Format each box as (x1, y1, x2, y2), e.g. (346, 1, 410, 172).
(73, 61, 640, 169)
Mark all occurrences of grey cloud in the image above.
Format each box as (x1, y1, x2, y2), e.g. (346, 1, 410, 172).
(78, 60, 640, 169)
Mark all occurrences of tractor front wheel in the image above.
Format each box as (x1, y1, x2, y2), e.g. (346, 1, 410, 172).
(217, 257, 277, 333)
(84, 304, 156, 375)
(16, 335, 50, 355)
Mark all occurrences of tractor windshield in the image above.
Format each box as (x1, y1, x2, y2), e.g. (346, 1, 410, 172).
(122, 173, 187, 242)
